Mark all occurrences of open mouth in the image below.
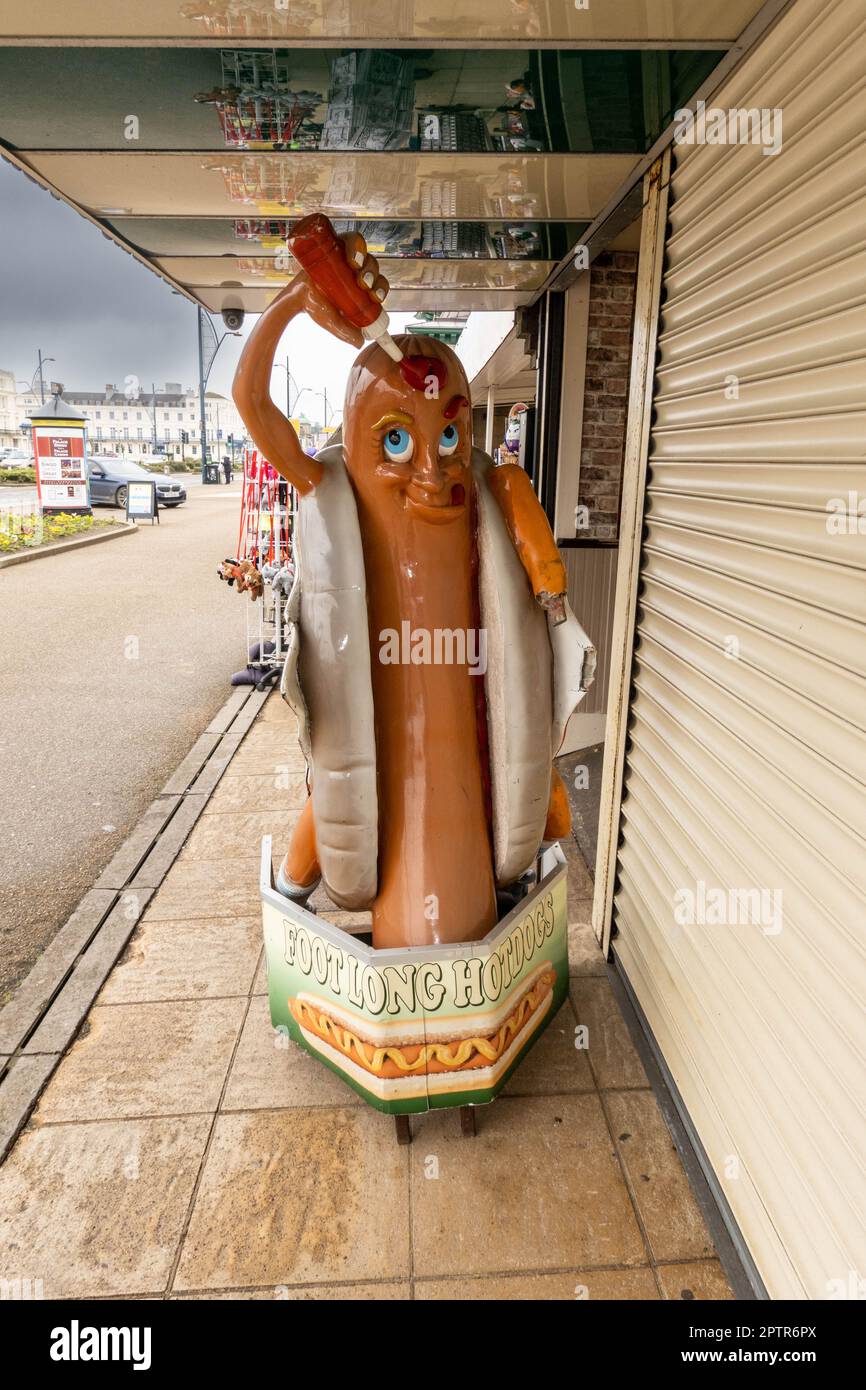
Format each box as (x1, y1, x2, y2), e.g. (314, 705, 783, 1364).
(405, 478, 469, 522)
(406, 491, 467, 524)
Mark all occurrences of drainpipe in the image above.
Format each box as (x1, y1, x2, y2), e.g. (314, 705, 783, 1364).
(198, 308, 209, 484)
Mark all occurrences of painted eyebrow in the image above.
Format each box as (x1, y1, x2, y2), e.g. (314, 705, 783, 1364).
(371, 410, 414, 432)
(443, 394, 469, 420)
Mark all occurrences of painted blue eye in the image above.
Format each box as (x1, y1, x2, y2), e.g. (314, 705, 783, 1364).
(439, 424, 459, 456)
(383, 427, 414, 463)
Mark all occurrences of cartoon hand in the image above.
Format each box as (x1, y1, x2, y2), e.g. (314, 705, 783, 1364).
(341, 230, 390, 306)
(296, 231, 390, 348)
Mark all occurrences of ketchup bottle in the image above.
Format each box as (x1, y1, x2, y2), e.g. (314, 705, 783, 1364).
(288, 213, 403, 362)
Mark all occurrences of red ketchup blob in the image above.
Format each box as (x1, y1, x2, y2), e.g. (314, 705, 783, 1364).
(399, 356, 447, 392)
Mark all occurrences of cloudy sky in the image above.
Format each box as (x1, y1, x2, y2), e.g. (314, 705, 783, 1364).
(0, 158, 410, 426)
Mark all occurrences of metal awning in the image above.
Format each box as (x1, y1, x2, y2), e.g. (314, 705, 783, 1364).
(0, 2, 784, 318)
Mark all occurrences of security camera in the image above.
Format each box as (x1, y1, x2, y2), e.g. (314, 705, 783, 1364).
(221, 307, 245, 331)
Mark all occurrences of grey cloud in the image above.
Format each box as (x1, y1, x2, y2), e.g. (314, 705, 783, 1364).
(0, 159, 247, 398)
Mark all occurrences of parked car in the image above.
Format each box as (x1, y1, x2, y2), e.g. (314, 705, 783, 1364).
(87, 457, 187, 508)
(0, 451, 32, 466)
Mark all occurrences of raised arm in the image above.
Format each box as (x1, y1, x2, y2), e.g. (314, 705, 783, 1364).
(232, 232, 381, 494)
(487, 463, 568, 621)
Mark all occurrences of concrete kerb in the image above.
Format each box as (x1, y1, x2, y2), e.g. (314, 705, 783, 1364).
(0, 683, 266, 1160)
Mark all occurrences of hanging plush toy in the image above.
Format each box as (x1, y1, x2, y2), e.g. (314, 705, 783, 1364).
(233, 215, 594, 951)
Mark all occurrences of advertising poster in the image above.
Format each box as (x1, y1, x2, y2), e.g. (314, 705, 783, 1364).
(126, 479, 158, 521)
(33, 426, 90, 513)
(261, 839, 569, 1115)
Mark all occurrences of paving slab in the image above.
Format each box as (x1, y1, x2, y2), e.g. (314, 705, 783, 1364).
(563, 835, 595, 900)
(34, 997, 246, 1123)
(604, 1090, 717, 1264)
(569, 976, 649, 1090)
(559, 743, 604, 875)
(143, 857, 262, 922)
(657, 1259, 733, 1300)
(23, 889, 154, 1055)
(409, 1094, 646, 1277)
(567, 895, 607, 976)
(174, 1281, 410, 1300)
(256, 694, 295, 724)
(0, 889, 117, 1054)
(98, 916, 262, 1004)
(222, 996, 362, 1111)
(174, 1107, 411, 1291)
(179, 809, 296, 863)
(227, 729, 306, 777)
(416, 1267, 660, 1299)
(502, 997, 594, 1095)
(205, 772, 308, 815)
(0, 1115, 210, 1297)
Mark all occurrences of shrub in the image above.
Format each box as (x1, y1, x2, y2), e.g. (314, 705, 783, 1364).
(0, 508, 116, 554)
(0, 466, 37, 484)
(142, 458, 197, 473)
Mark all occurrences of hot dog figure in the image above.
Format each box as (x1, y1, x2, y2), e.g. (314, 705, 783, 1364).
(233, 215, 595, 951)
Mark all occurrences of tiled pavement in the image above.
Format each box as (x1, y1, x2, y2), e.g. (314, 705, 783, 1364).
(0, 694, 732, 1301)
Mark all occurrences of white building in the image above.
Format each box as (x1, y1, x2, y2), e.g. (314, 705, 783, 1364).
(0, 368, 23, 452)
(13, 382, 249, 463)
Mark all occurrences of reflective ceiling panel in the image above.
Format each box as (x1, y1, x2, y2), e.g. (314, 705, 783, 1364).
(0, 1, 767, 44)
(108, 217, 588, 260)
(153, 254, 552, 290)
(0, 48, 723, 153)
(23, 152, 638, 221)
(0, 22, 751, 314)
(195, 287, 533, 312)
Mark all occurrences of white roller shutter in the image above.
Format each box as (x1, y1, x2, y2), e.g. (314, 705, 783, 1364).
(612, 0, 866, 1298)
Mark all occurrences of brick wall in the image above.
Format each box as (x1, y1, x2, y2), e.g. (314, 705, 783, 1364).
(577, 250, 638, 540)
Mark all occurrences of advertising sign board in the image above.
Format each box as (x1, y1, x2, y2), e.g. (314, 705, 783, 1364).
(261, 838, 569, 1114)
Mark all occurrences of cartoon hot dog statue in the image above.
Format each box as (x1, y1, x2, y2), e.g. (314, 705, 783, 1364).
(233, 214, 595, 951)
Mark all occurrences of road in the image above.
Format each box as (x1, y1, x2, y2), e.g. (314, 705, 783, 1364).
(0, 477, 251, 999)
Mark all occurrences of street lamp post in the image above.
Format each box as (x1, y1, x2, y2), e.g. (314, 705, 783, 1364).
(36, 350, 53, 406)
(21, 353, 55, 407)
(274, 357, 304, 418)
(309, 390, 342, 435)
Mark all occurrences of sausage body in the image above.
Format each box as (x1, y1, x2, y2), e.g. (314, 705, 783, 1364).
(355, 480, 497, 947)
